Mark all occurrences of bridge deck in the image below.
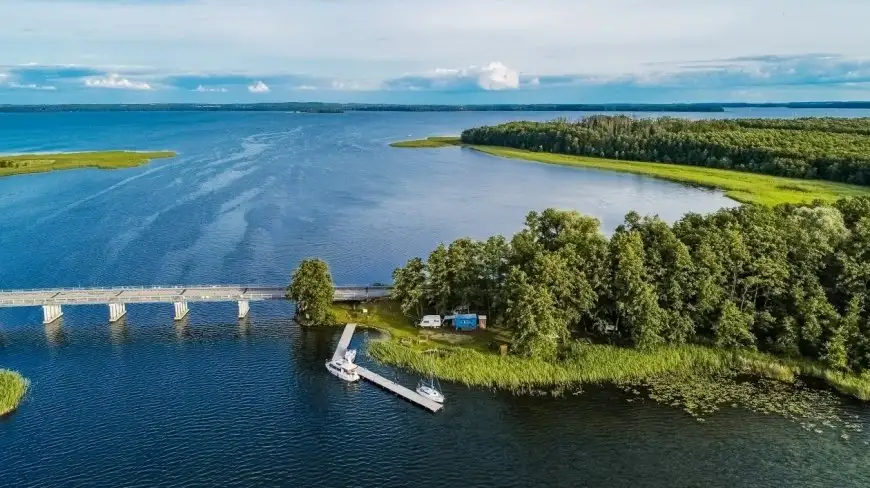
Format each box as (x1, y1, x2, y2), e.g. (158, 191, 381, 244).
(0, 285, 390, 307)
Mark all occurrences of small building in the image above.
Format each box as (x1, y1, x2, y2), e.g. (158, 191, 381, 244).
(453, 314, 478, 331)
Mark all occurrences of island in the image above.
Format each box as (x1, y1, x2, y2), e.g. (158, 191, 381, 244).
(0, 150, 177, 177)
(0, 369, 28, 416)
(392, 116, 870, 206)
(292, 194, 870, 424)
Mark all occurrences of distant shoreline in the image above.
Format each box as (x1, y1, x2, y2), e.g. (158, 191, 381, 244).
(1, 101, 869, 114)
(390, 137, 870, 206)
(0, 150, 177, 178)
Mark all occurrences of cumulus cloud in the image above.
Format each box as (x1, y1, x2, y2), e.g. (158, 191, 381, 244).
(476, 62, 520, 90)
(194, 84, 228, 92)
(247, 80, 269, 93)
(84, 74, 152, 90)
(384, 61, 521, 91)
(8, 82, 57, 91)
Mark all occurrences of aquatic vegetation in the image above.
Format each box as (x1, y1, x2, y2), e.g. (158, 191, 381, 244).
(0, 369, 29, 416)
(0, 150, 177, 177)
(369, 340, 868, 432)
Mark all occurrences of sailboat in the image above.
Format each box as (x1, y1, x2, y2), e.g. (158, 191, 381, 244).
(415, 375, 445, 403)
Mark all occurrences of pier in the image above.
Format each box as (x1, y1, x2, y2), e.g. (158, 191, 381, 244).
(332, 323, 443, 413)
(0, 285, 390, 324)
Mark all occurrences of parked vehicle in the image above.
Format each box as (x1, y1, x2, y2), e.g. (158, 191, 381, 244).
(418, 315, 442, 328)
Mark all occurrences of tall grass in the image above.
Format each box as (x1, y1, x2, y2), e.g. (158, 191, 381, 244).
(0, 369, 29, 416)
(389, 137, 461, 148)
(0, 151, 177, 177)
(369, 340, 870, 400)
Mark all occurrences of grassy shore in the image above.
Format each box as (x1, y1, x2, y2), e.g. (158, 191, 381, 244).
(0, 150, 177, 177)
(332, 300, 870, 402)
(389, 137, 870, 206)
(389, 137, 462, 148)
(0, 370, 29, 416)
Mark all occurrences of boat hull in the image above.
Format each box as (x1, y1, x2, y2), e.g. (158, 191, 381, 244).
(326, 362, 360, 382)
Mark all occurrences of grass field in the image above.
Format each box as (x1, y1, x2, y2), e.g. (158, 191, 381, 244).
(0, 150, 177, 177)
(0, 369, 29, 416)
(390, 137, 870, 206)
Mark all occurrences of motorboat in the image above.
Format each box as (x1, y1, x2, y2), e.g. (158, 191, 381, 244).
(326, 349, 360, 382)
(415, 376, 445, 403)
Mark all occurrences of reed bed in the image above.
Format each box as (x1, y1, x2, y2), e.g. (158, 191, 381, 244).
(0, 369, 29, 416)
(368, 340, 870, 401)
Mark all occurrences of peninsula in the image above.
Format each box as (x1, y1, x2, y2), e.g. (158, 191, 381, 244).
(0, 150, 177, 177)
(392, 116, 870, 206)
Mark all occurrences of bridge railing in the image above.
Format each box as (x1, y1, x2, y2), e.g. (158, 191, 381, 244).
(0, 284, 392, 293)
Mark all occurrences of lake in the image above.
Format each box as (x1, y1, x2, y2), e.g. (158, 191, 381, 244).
(1, 109, 869, 487)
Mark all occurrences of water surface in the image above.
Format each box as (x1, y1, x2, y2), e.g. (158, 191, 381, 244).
(1, 110, 868, 487)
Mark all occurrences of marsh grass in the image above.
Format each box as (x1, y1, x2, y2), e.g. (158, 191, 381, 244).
(389, 137, 461, 148)
(0, 151, 177, 177)
(0, 369, 29, 416)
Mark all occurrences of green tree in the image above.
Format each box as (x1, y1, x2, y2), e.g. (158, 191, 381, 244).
(502, 268, 566, 359)
(392, 257, 427, 320)
(287, 258, 335, 326)
(713, 301, 756, 349)
(608, 230, 664, 348)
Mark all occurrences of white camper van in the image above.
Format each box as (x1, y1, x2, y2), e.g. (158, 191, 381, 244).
(418, 315, 442, 328)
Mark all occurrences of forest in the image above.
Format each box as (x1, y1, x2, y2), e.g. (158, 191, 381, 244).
(391, 197, 870, 375)
(460, 116, 870, 185)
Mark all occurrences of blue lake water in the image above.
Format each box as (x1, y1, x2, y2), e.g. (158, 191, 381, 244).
(1, 109, 869, 487)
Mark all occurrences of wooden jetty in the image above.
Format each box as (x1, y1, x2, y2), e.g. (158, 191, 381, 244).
(356, 366, 443, 413)
(332, 323, 443, 413)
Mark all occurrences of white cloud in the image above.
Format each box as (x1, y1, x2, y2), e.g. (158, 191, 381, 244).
(247, 80, 269, 93)
(8, 82, 57, 91)
(293, 85, 318, 91)
(385, 61, 521, 91)
(476, 61, 519, 90)
(194, 84, 228, 93)
(84, 74, 152, 90)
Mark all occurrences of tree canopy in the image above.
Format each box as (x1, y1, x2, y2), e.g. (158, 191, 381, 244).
(391, 197, 870, 373)
(288, 258, 335, 326)
(461, 116, 870, 185)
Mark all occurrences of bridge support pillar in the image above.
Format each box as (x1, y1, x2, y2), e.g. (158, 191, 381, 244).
(238, 300, 250, 319)
(108, 302, 127, 322)
(173, 301, 189, 321)
(42, 304, 63, 324)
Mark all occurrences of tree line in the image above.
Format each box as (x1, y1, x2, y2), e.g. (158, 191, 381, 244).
(460, 116, 870, 185)
(391, 197, 870, 372)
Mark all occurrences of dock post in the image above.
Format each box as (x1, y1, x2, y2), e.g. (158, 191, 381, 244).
(108, 302, 127, 322)
(173, 301, 189, 321)
(42, 304, 63, 324)
(238, 300, 250, 319)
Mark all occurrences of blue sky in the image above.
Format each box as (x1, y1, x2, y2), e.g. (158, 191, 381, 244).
(1, 0, 869, 104)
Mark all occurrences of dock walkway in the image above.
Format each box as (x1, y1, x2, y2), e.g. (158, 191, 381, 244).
(331, 323, 443, 413)
(356, 366, 443, 413)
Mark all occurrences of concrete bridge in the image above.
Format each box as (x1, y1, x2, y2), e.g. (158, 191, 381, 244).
(0, 285, 390, 324)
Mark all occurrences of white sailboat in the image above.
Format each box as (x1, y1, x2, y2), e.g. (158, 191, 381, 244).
(415, 375, 445, 403)
(326, 348, 360, 382)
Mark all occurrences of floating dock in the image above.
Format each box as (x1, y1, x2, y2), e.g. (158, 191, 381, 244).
(333, 323, 443, 413)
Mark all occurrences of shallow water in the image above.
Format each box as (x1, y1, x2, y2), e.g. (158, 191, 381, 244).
(1, 110, 869, 487)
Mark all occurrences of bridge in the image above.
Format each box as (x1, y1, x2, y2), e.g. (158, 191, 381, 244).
(0, 285, 391, 324)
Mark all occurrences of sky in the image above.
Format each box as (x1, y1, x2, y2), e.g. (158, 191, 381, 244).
(1, 0, 869, 104)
